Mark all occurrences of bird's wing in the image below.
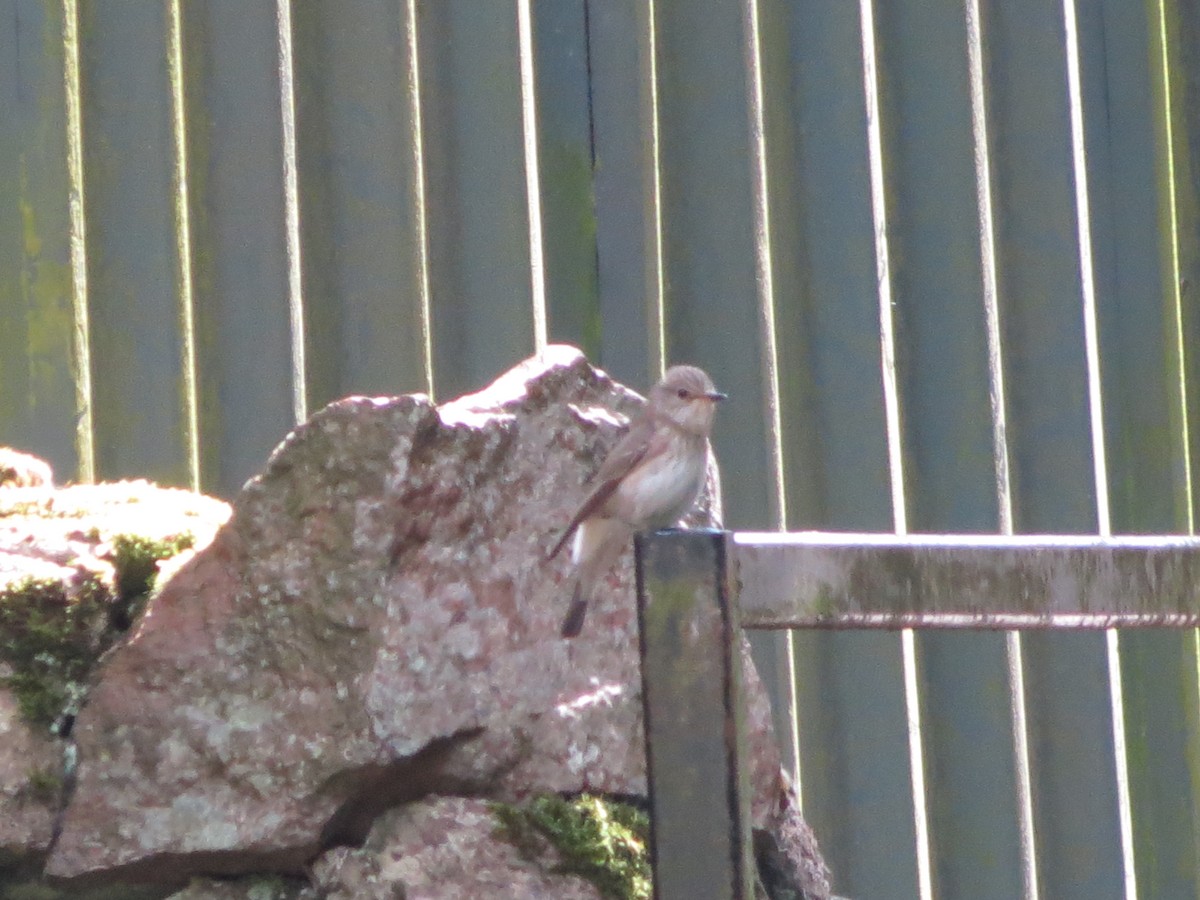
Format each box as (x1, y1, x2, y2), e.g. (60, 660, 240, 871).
(547, 416, 662, 560)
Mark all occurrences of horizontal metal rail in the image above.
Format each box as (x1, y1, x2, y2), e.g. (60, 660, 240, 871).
(636, 529, 1200, 900)
(735, 532, 1200, 630)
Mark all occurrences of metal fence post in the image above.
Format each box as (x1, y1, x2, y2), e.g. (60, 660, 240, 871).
(636, 528, 754, 899)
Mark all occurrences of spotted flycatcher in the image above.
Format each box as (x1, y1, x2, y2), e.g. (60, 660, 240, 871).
(548, 365, 726, 637)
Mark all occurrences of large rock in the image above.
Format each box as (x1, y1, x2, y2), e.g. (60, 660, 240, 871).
(0, 447, 54, 488)
(0, 476, 230, 892)
(0, 684, 58, 875)
(305, 796, 607, 900)
(46, 347, 830, 897)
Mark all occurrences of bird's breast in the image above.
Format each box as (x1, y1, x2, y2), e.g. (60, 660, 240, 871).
(618, 437, 709, 527)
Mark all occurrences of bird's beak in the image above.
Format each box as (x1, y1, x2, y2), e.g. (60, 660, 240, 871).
(706, 391, 728, 402)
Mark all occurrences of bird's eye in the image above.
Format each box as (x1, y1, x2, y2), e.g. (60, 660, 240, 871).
(677, 388, 689, 399)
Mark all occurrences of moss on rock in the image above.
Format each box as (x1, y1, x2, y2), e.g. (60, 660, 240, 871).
(0, 532, 196, 730)
(492, 794, 651, 900)
(111, 532, 194, 599)
(0, 576, 108, 730)
(23, 765, 63, 805)
(108, 532, 194, 629)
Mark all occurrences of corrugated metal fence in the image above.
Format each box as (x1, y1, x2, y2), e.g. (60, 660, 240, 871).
(2, 1, 1199, 897)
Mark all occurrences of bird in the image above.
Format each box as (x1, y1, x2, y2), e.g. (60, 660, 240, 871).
(549, 365, 726, 637)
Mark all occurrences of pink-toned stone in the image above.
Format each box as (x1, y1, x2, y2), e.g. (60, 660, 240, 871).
(0, 480, 231, 594)
(167, 876, 303, 900)
(0, 478, 231, 880)
(46, 347, 828, 898)
(0, 448, 53, 488)
(307, 796, 603, 900)
(0, 685, 57, 860)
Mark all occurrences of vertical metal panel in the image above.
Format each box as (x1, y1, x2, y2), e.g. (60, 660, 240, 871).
(179, 1, 300, 497)
(792, 633, 917, 900)
(530, 0, 600, 360)
(1168, 11, 1200, 882)
(1020, 634, 1127, 896)
(984, 0, 1097, 531)
(415, 0, 536, 400)
(869, 1, 994, 530)
(75, 0, 192, 485)
(1080, 4, 1189, 533)
(1077, 1, 1200, 894)
(980, 0, 1127, 895)
(586, 0, 655, 388)
(650, 0, 770, 505)
(868, 1, 1026, 896)
(755, 0, 892, 530)
(753, 2, 920, 897)
(1174, 0, 1200, 530)
(1118, 629, 1200, 899)
(275, 0, 305, 427)
(290, 0, 432, 413)
(914, 633, 1024, 900)
(0, 0, 81, 480)
(647, 0, 796, 805)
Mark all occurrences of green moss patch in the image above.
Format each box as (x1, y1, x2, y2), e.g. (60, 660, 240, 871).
(23, 765, 63, 805)
(0, 577, 107, 730)
(108, 532, 194, 629)
(492, 794, 651, 900)
(0, 532, 195, 730)
(244, 874, 295, 900)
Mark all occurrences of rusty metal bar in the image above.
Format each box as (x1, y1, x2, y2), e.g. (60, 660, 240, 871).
(636, 529, 754, 900)
(734, 532, 1200, 630)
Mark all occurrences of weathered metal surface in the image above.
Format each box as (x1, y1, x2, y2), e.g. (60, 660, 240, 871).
(1176, 0, 1200, 527)
(735, 533, 1200, 629)
(753, 2, 921, 894)
(649, 0, 796, 811)
(532, 0, 601, 361)
(416, 0, 535, 400)
(1150, 0, 1200, 893)
(867, 0, 1028, 892)
(986, 2, 1122, 889)
(983, 0, 1128, 891)
(77, 1, 193, 486)
(180, 0, 299, 496)
(586, 0, 655, 389)
(1077, 0, 1200, 894)
(290, 0, 432, 409)
(637, 530, 753, 900)
(0, 0, 82, 481)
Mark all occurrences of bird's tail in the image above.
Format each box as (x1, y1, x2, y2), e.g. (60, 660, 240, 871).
(560, 581, 589, 638)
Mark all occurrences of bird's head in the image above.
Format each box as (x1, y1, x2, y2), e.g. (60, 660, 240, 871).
(650, 365, 727, 436)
